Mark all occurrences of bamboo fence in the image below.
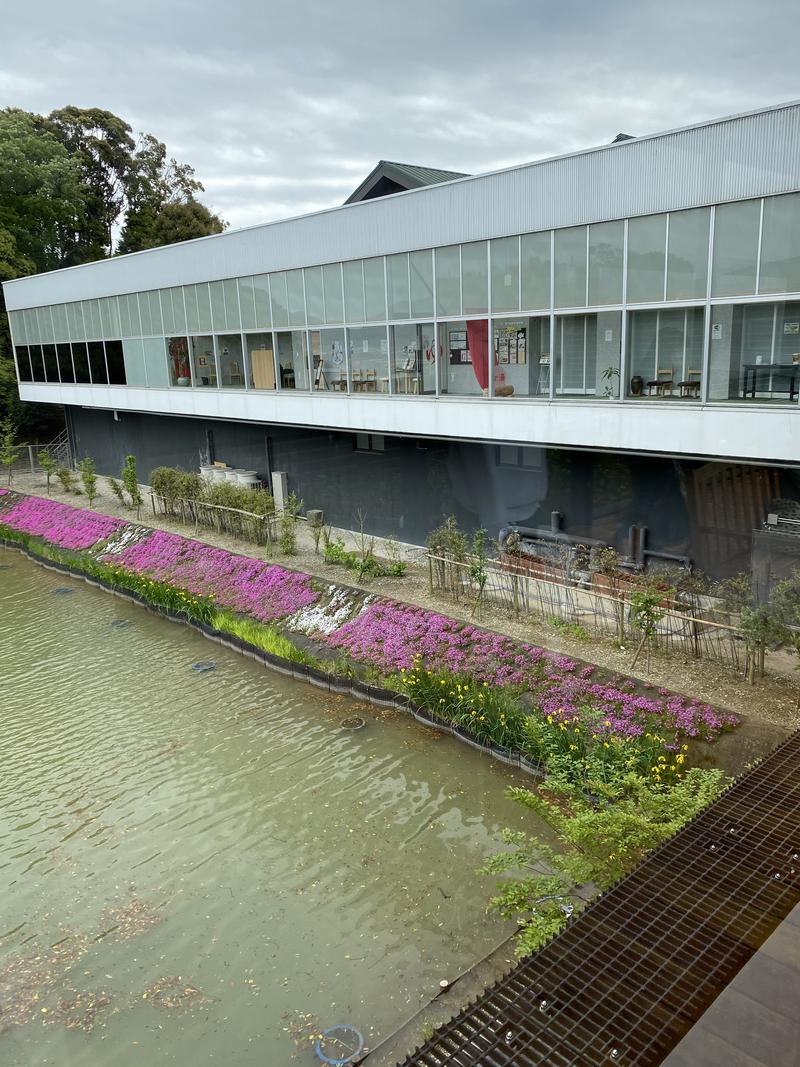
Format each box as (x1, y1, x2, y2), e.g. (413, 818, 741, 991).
(427, 550, 745, 669)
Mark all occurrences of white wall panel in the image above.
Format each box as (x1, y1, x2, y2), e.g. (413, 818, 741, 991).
(5, 103, 800, 311)
(18, 382, 800, 465)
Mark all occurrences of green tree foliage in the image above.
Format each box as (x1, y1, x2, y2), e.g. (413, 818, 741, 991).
(0, 415, 21, 483)
(38, 449, 58, 495)
(118, 134, 224, 253)
(78, 456, 98, 506)
(0, 106, 225, 432)
(481, 769, 727, 956)
(0, 109, 85, 271)
(122, 454, 143, 516)
(47, 106, 136, 263)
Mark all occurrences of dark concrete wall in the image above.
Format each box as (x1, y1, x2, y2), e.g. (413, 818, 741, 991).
(66, 406, 798, 578)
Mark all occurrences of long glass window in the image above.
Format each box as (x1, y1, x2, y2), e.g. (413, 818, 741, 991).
(343, 260, 365, 322)
(310, 328, 346, 391)
(491, 237, 520, 314)
(709, 300, 800, 403)
(492, 316, 550, 398)
(759, 192, 800, 295)
(461, 241, 488, 314)
(711, 199, 760, 297)
(435, 246, 461, 316)
(87, 342, 108, 384)
(71, 342, 91, 384)
(105, 340, 126, 385)
(322, 263, 343, 324)
(215, 334, 245, 389)
(409, 251, 433, 318)
(387, 254, 409, 319)
(666, 208, 710, 300)
(626, 308, 704, 398)
(189, 335, 217, 386)
(627, 214, 666, 302)
(439, 318, 489, 396)
(56, 343, 75, 383)
(304, 267, 324, 324)
(167, 337, 191, 387)
(555, 312, 621, 397)
(588, 221, 623, 306)
(364, 258, 387, 321)
(554, 227, 587, 307)
(347, 325, 388, 393)
(520, 231, 551, 310)
(390, 323, 435, 395)
(246, 332, 276, 390)
(276, 330, 309, 390)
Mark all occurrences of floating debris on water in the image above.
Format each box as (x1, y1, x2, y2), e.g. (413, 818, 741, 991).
(110, 619, 131, 630)
(340, 717, 366, 731)
(45, 989, 113, 1032)
(140, 976, 211, 1013)
(53, 586, 74, 596)
(97, 899, 164, 943)
(191, 660, 216, 673)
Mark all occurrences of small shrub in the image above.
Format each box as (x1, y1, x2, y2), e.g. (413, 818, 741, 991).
(78, 457, 98, 506)
(107, 476, 126, 506)
(38, 450, 58, 496)
(278, 491, 302, 555)
(0, 418, 21, 485)
(550, 616, 591, 641)
(122, 455, 143, 516)
(56, 466, 77, 493)
(387, 560, 407, 577)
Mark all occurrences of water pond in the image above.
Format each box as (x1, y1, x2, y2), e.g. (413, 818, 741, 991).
(0, 548, 542, 1065)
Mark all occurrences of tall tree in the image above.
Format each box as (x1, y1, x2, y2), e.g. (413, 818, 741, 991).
(119, 133, 225, 253)
(0, 108, 85, 271)
(47, 106, 136, 262)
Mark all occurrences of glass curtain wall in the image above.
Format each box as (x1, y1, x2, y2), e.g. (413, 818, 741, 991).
(190, 336, 217, 386)
(310, 328, 346, 391)
(276, 330, 309, 390)
(215, 334, 245, 388)
(492, 317, 550, 397)
(626, 308, 705, 398)
(390, 323, 435, 394)
(439, 319, 489, 396)
(347, 325, 388, 392)
(246, 332, 276, 390)
(555, 312, 621, 397)
(709, 300, 800, 402)
(14, 190, 800, 408)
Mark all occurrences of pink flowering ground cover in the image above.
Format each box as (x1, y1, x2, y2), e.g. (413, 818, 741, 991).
(0, 495, 125, 550)
(322, 599, 737, 744)
(103, 529, 319, 623)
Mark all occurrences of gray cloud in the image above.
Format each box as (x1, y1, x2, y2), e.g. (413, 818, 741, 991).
(2, 0, 798, 230)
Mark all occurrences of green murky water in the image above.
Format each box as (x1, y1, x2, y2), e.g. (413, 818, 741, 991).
(0, 548, 536, 1066)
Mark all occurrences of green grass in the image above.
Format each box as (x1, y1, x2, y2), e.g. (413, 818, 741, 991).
(211, 609, 321, 667)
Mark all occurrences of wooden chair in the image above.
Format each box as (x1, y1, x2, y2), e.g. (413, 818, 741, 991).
(677, 368, 701, 398)
(645, 368, 674, 396)
(228, 361, 243, 387)
(363, 369, 377, 392)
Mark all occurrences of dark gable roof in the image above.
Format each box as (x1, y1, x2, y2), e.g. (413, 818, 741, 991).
(344, 159, 469, 204)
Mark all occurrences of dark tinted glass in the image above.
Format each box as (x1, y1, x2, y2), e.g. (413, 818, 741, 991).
(88, 341, 108, 384)
(72, 342, 91, 383)
(57, 343, 75, 383)
(29, 344, 46, 382)
(105, 339, 126, 385)
(42, 343, 59, 382)
(15, 346, 33, 381)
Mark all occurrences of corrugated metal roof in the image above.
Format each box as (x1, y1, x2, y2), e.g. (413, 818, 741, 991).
(383, 161, 470, 185)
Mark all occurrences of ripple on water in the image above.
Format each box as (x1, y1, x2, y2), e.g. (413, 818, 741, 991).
(0, 548, 541, 1066)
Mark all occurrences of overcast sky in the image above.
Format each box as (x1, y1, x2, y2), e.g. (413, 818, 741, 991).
(3, 0, 799, 231)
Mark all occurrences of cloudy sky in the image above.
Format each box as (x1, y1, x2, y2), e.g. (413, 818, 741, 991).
(3, 0, 799, 231)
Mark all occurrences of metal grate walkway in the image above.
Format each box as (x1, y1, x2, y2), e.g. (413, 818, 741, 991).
(399, 730, 800, 1067)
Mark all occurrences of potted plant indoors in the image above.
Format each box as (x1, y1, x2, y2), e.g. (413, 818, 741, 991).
(601, 365, 620, 398)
